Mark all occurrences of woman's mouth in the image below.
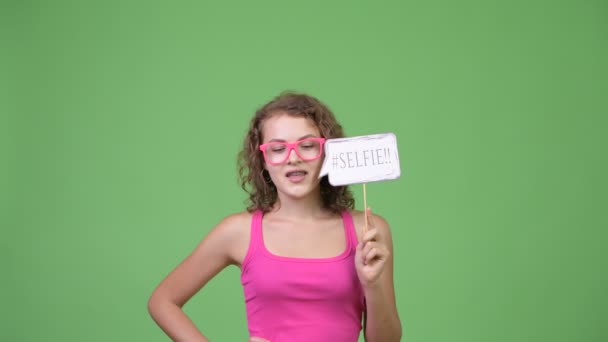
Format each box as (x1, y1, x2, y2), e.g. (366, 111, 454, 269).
(286, 170, 307, 182)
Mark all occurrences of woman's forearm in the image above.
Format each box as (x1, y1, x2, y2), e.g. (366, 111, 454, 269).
(364, 284, 402, 342)
(148, 299, 209, 342)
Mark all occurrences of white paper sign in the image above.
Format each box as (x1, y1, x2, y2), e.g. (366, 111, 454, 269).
(319, 133, 401, 186)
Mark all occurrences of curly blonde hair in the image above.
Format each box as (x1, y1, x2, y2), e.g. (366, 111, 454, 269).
(238, 92, 355, 213)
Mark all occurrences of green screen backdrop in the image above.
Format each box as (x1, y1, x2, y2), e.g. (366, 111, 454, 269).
(2, 0, 607, 341)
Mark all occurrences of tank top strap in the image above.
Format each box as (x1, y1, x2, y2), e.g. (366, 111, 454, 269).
(242, 209, 264, 270)
(341, 210, 360, 249)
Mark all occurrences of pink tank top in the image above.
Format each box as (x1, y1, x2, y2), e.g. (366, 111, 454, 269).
(240, 210, 365, 342)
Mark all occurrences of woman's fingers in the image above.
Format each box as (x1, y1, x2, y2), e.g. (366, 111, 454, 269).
(362, 228, 379, 243)
(360, 241, 388, 265)
(365, 247, 379, 264)
(366, 207, 376, 227)
(362, 241, 378, 256)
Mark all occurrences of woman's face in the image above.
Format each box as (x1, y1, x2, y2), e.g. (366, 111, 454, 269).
(260, 112, 324, 201)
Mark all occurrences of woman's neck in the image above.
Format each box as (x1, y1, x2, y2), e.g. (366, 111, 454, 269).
(271, 191, 330, 220)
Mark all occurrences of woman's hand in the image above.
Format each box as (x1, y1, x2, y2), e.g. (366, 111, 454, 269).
(355, 208, 390, 288)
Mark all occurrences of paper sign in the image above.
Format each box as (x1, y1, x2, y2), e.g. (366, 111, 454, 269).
(319, 133, 401, 186)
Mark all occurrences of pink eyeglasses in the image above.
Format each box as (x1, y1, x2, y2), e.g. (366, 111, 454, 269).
(259, 137, 326, 165)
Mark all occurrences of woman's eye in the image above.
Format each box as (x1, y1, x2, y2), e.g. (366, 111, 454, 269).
(271, 146, 286, 153)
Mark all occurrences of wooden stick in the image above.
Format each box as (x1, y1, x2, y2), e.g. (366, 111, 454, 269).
(363, 183, 368, 234)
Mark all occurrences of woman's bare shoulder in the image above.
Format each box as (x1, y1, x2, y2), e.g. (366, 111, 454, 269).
(205, 211, 254, 265)
(209, 211, 254, 241)
(216, 211, 254, 229)
(348, 209, 391, 239)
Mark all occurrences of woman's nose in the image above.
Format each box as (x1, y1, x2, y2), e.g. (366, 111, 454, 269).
(287, 147, 302, 164)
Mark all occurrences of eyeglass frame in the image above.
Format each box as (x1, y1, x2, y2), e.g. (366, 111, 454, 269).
(259, 137, 327, 165)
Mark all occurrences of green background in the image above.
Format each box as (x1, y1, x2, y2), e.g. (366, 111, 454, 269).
(2, 0, 607, 341)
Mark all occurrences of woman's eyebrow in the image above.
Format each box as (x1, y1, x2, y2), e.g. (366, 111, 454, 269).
(268, 134, 317, 143)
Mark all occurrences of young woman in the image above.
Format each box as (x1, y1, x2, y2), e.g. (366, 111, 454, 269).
(148, 92, 402, 341)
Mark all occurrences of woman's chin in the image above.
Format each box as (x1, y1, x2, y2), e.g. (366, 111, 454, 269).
(276, 183, 319, 201)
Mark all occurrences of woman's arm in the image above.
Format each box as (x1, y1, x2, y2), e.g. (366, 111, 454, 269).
(147, 213, 250, 342)
(355, 210, 402, 342)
